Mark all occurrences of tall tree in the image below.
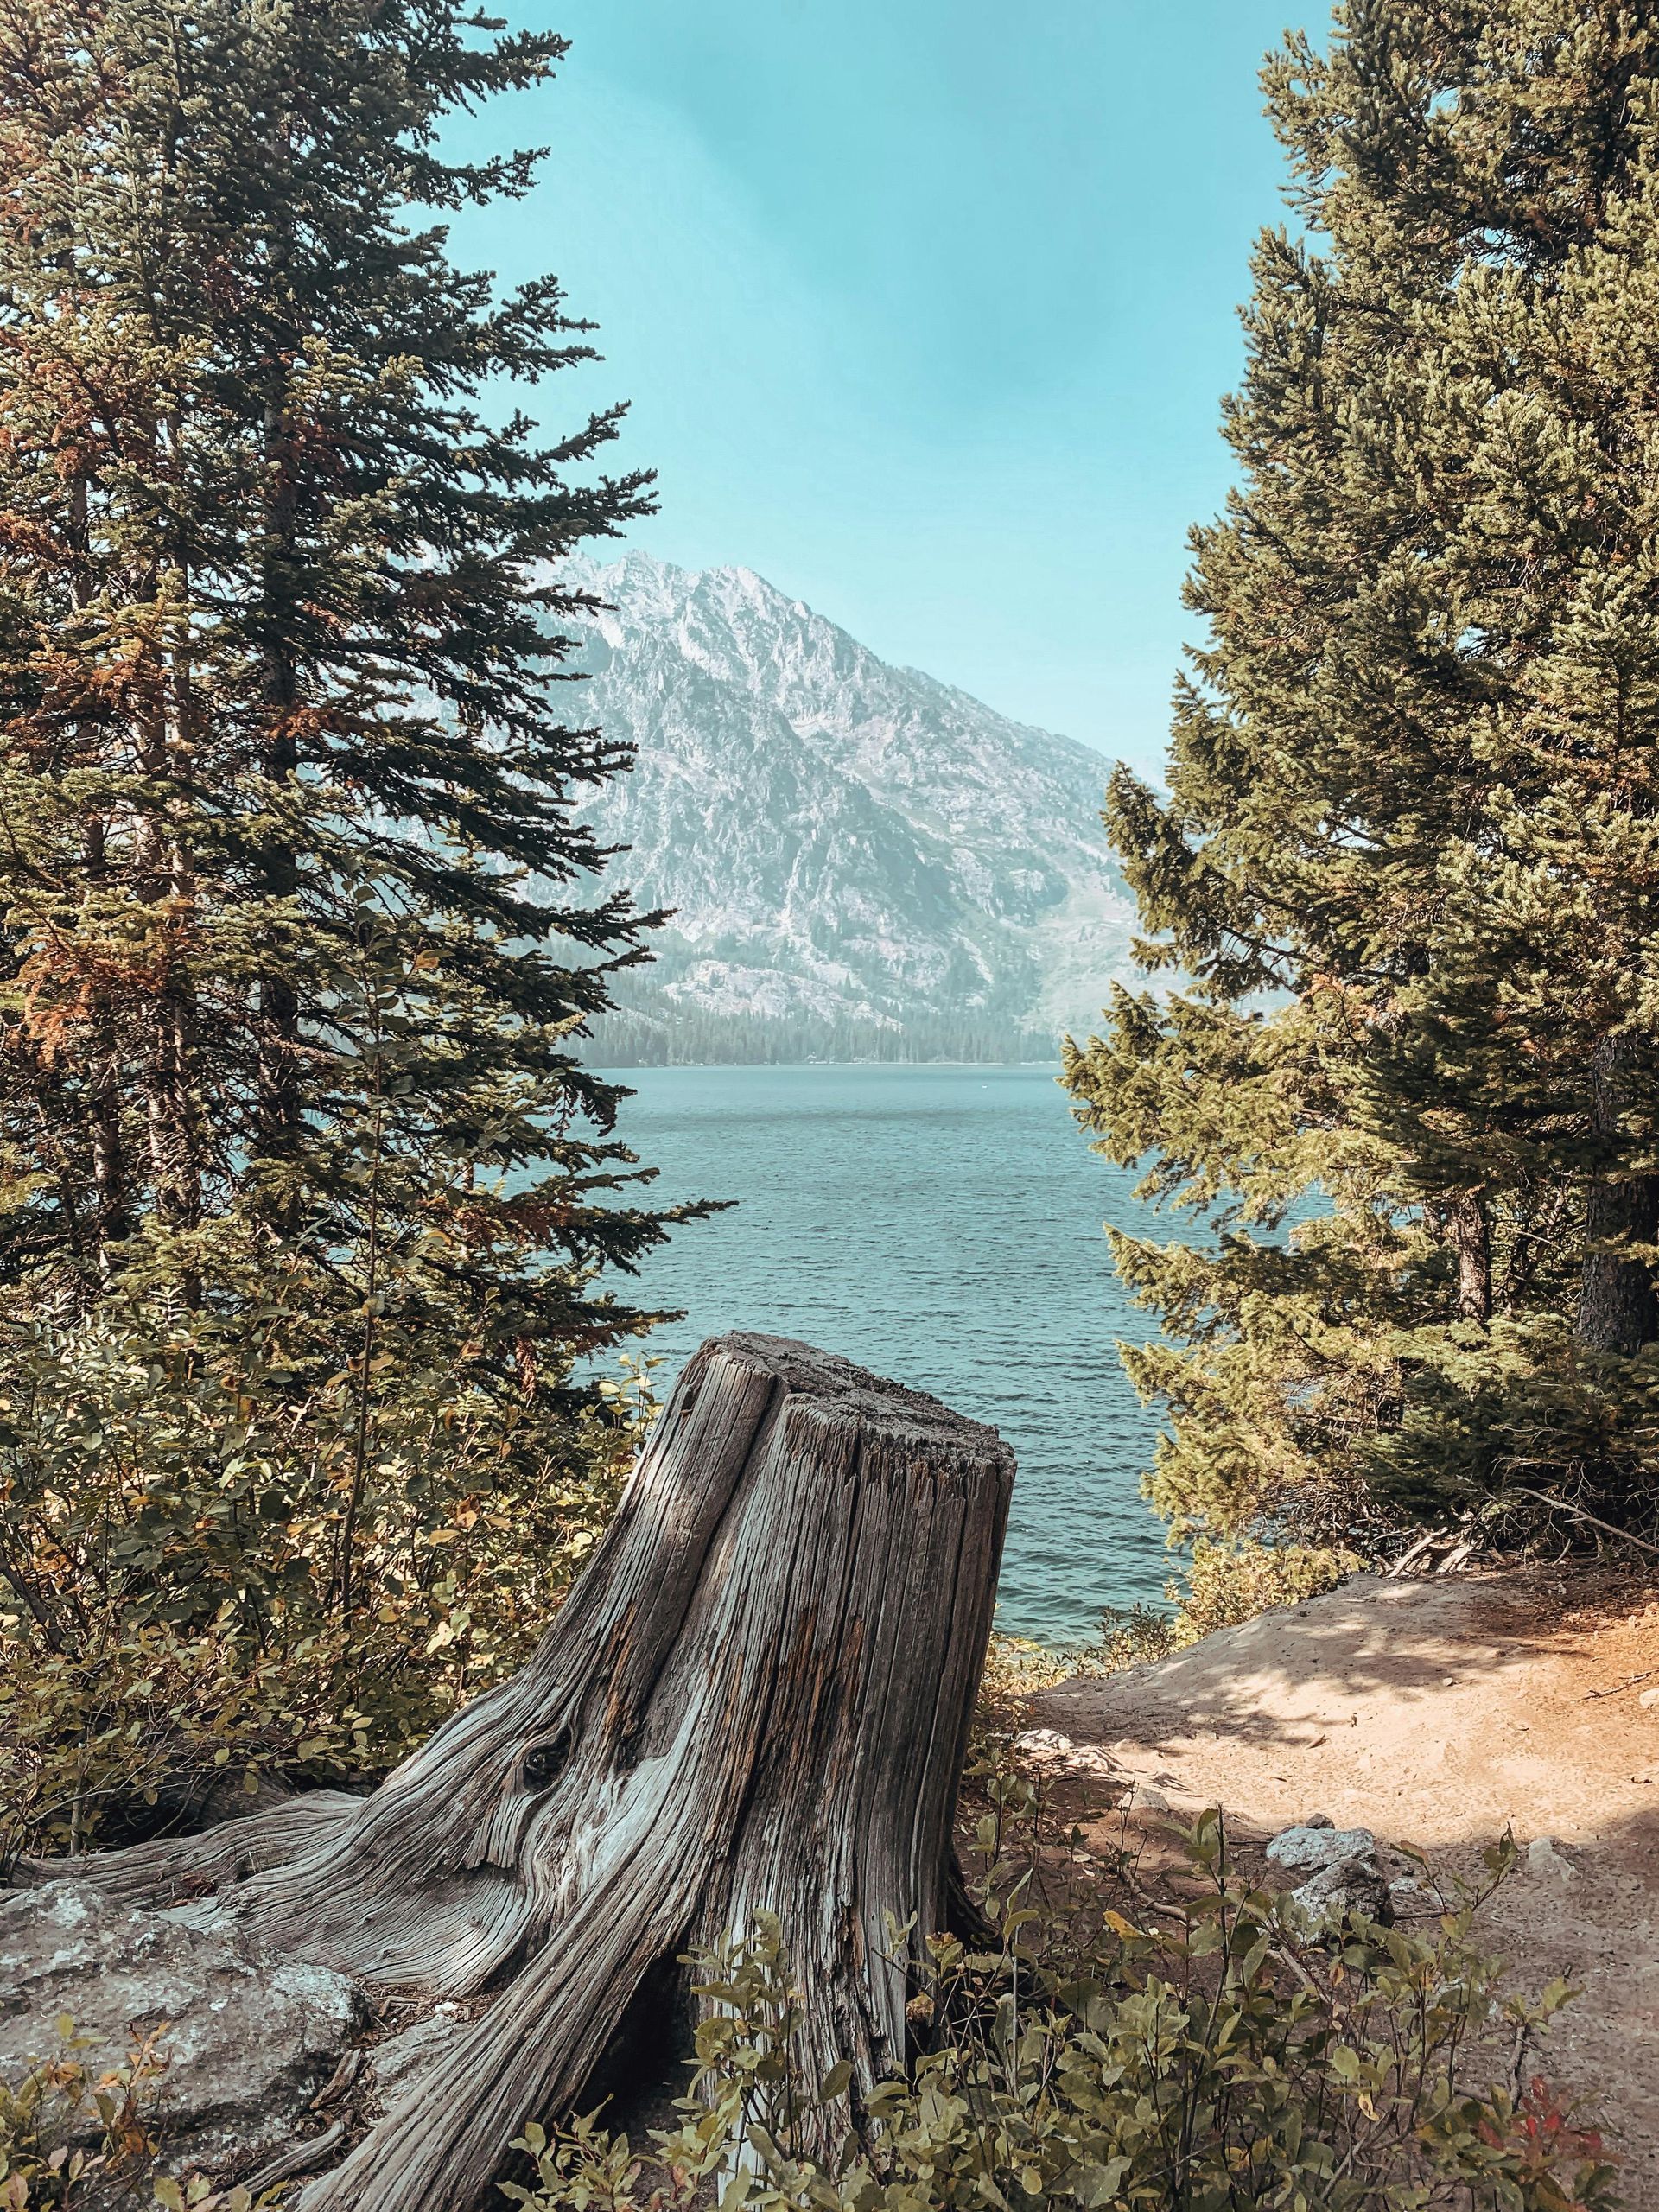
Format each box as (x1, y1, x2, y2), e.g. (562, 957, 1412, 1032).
(1067, 0, 1659, 1552)
(0, 0, 680, 1751)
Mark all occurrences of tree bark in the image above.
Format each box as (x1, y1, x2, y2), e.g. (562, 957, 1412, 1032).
(1577, 1035, 1659, 1357)
(49, 1332, 1014, 2211)
(1433, 1203, 1495, 1318)
(255, 363, 302, 1198)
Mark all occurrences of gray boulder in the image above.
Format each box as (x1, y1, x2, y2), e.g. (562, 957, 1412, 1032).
(1264, 1821, 1394, 1928)
(0, 1881, 365, 2178)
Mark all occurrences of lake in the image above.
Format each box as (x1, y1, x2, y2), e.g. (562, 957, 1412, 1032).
(595, 1063, 1175, 1647)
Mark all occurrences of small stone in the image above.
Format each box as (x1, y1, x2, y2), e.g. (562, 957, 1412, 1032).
(1011, 1728, 1118, 1777)
(1526, 1836, 1579, 1882)
(1637, 1686, 1659, 1710)
(1265, 1823, 1376, 1872)
(1304, 1813, 1336, 1830)
(1266, 1822, 1393, 1928)
(1292, 1860, 1393, 1927)
(1013, 1726, 1075, 1757)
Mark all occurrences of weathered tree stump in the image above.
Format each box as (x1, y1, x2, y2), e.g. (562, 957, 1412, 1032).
(57, 1333, 1014, 2211)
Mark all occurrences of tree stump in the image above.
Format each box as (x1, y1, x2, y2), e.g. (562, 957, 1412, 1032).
(56, 1333, 1014, 2211)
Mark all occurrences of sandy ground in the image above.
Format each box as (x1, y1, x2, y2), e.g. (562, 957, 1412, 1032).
(1028, 1567, 1659, 2202)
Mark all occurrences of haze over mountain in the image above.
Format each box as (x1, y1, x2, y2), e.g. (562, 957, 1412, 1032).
(563, 552, 1142, 1062)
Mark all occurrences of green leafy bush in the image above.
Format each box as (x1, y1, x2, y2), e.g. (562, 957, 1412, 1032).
(505, 1786, 1617, 2212)
(0, 2017, 284, 2210)
(1173, 1535, 1356, 1643)
(0, 1611, 320, 1869)
(974, 1637, 1092, 1735)
(0, 1302, 652, 1866)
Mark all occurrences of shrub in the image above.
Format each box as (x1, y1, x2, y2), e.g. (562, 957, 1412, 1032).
(0, 2018, 160, 2209)
(974, 1636, 1089, 1738)
(504, 1784, 1618, 2212)
(1174, 1535, 1357, 1643)
(0, 1612, 327, 1871)
(0, 2018, 285, 2210)
(0, 1303, 653, 1866)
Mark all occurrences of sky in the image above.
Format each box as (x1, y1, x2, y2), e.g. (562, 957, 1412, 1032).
(447, 3, 1322, 779)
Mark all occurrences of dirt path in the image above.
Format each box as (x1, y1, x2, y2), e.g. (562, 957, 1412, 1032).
(1028, 1567, 1659, 2200)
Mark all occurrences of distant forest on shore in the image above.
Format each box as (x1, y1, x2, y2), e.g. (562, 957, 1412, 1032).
(585, 994, 1056, 1068)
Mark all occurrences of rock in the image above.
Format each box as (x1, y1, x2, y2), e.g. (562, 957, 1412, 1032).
(1637, 1686, 1659, 1710)
(1291, 1857, 1395, 1926)
(1526, 1835, 1580, 1883)
(1010, 1728, 1119, 1777)
(1264, 1822, 1393, 1927)
(1012, 1726, 1078, 1761)
(1265, 1823, 1377, 1873)
(0, 1881, 365, 2177)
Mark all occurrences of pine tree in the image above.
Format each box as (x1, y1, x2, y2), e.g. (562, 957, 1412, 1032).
(1066, 0, 1659, 1553)
(0, 0, 683, 1757)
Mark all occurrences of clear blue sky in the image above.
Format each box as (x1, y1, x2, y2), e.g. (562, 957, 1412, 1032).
(449, 3, 1320, 778)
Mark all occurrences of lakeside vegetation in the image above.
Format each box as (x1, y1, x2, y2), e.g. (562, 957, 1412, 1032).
(0, 0, 683, 1863)
(0, 0, 1656, 2204)
(585, 991, 1053, 1069)
(1065, 1, 1659, 1597)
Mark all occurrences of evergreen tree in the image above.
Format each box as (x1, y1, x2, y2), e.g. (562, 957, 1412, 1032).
(0, 0, 681, 1773)
(1066, 0, 1659, 1553)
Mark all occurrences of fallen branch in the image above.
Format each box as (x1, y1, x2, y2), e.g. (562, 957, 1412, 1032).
(1502, 1485, 1659, 1562)
(1386, 1529, 1450, 1579)
(1584, 1667, 1659, 1702)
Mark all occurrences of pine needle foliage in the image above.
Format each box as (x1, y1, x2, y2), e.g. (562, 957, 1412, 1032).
(0, 0, 683, 1815)
(1066, 1, 1659, 1549)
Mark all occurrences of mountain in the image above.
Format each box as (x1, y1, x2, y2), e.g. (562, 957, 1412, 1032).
(560, 551, 1141, 1063)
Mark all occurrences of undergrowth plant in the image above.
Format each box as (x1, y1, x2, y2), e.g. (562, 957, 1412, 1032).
(1, 2017, 309, 2210)
(0, 1336, 658, 1870)
(0, 2017, 161, 2209)
(504, 1783, 1617, 2212)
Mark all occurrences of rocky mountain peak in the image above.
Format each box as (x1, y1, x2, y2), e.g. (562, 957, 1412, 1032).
(558, 550, 1142, 1062)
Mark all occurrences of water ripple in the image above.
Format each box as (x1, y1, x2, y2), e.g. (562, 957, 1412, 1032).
(595, 1064, 1175, 1647)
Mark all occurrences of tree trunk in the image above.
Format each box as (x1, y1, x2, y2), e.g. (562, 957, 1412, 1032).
(51, 1332, 1013, 2211)
(256, 365, 301, 1200)
(1578, 1035, 1659, 1357)
(1440, 1192, 1491, 1325)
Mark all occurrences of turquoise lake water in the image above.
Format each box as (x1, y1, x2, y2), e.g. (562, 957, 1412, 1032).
(594, 1064, 1176, 1647)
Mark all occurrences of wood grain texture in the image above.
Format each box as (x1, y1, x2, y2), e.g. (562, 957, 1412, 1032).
(40, 1334, 1014, 2211)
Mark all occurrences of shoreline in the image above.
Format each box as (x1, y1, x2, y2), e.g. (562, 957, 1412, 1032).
(592, 1058, 1066, 1073)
